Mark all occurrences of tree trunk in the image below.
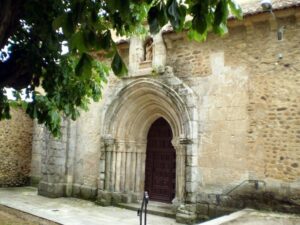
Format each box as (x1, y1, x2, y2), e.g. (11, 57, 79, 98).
(0, 0, 30, 90)
(0, 0, 23, 50)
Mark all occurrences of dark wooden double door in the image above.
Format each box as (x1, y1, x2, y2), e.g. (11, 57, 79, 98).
(145, 118, 176, 203)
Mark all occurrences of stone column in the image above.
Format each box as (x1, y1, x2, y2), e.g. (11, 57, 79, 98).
(171, 137, 186, 203)
(125, 141, 135, 192)
(135, 141, 147, 196)
(97, 136, 115, 206)
(129, 37, 144, 75)
(152, 30, 167, 73)
(130, 143, 137, 192)
(172, 137, 198, 224)
(30, 121, 45, 186)
(38, 119, 68, 198)
(65, 119, 77, 197)
(114, 141, 123, 192)
(103, 136, 115, 191)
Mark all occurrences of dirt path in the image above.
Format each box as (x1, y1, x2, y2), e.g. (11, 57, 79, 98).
(0, 205, 59, 225)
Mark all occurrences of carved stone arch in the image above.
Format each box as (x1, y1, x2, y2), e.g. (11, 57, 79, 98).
(99, 75, 199, 206)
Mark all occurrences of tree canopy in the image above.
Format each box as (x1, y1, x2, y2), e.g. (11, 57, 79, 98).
(0, 0, 242, 136)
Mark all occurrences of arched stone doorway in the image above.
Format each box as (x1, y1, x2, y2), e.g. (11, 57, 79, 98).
(145, 117, 176, 203)
(98, 77, 198, 208)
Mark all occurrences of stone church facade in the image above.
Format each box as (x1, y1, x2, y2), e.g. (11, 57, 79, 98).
(26, 1, 300, 223)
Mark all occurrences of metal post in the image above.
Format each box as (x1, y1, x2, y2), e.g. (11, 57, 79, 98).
(138, 192, 149, 225)
(139, 195, 144, 225)
(144, 192, 149, 225)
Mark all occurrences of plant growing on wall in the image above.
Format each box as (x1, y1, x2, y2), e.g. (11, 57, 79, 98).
(0, 0, 242, 136)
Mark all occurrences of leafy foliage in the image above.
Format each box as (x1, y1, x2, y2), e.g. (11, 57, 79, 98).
(0, 0, 242, 136)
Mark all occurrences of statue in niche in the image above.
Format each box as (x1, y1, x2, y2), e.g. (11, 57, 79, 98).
(144, 38, 153, 61)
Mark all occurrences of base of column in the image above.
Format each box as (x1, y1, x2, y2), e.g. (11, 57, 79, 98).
(38, 181, 66, 198)
(96, 191, 140, 206)
(176, 204, 197, 224)
(72, 184, 97, 200)
(30, 176, 41, 187)
(96, 190, 112, 206)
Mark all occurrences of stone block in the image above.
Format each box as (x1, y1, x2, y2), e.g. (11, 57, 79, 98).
(186, 192, 197, 203)
(207, 205, 235, 218)
(131, 192, 141, 203)
(72, 184, 81, 197)
(96, 190, 112, 206)
(227, 107, 247, 121)
(38, 181, 65, 198)
(176, 213, 197, 224)
(111, 192, 122, 205)
(186, 166, 198, 182)
(186, 156, 198, 167)
(196, 203, 209, 216)
(99, 160, 105, 173)
(176, 204, 197, 224)
(30, 176, 41, 187)
(80, 186, 97, 200)
(208, 107, 227, 121)
(121, 193, 132, 203)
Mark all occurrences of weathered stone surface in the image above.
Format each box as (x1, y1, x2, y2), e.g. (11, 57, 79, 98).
(96, 190, 112, 207)
(0, 109, 33, 187)
(29, 5, 300, 222)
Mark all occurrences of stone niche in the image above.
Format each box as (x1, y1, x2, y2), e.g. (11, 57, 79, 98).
(128, 31, 167, 76)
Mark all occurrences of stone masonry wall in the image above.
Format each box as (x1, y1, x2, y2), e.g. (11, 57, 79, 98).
(33, 6, 300, 221)
(0, 109, 33, 186)
(164, 9, 300, 194)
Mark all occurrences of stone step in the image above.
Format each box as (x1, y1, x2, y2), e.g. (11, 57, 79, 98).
(118, 201, 176, 219)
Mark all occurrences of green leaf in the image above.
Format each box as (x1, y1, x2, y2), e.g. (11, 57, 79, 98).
(214, 0, 228, 27)
(70, 31, 87, 52)
(228, 0, 243, 20)
(52, 14, 66, 30)
(192, 15, 207, 34)
(71, 0, 86, 23)
(111, 51, 128, 77)
(26, 103, 38, 119)
(63, 13, 75, 37)
(167, 0, 181, 30)
(49, 110, 61, 127)
(167, 0, 186, 30)
(213, 22, 228, 35)
(184, 20, 192, 30)
(53, 13, 74, 37)
(188, 29, 207, 42)
(21, 101, 28, 111)
(148, 6, 161, 34)
(75, 53, 93, 77)
(107, 0, 130, 19)
(99, 31, 112, 50)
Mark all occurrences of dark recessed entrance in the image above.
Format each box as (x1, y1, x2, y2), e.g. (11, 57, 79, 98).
(145, 118, 176, 203)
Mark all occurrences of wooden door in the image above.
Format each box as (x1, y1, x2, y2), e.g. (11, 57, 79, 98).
(145, 118, 176, 203)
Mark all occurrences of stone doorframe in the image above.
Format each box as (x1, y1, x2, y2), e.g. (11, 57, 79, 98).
(97, 71, 199, 209)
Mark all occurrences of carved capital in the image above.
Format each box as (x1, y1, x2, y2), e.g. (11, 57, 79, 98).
(172, 136, 193, 156)
(102, 135, 115, 144)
